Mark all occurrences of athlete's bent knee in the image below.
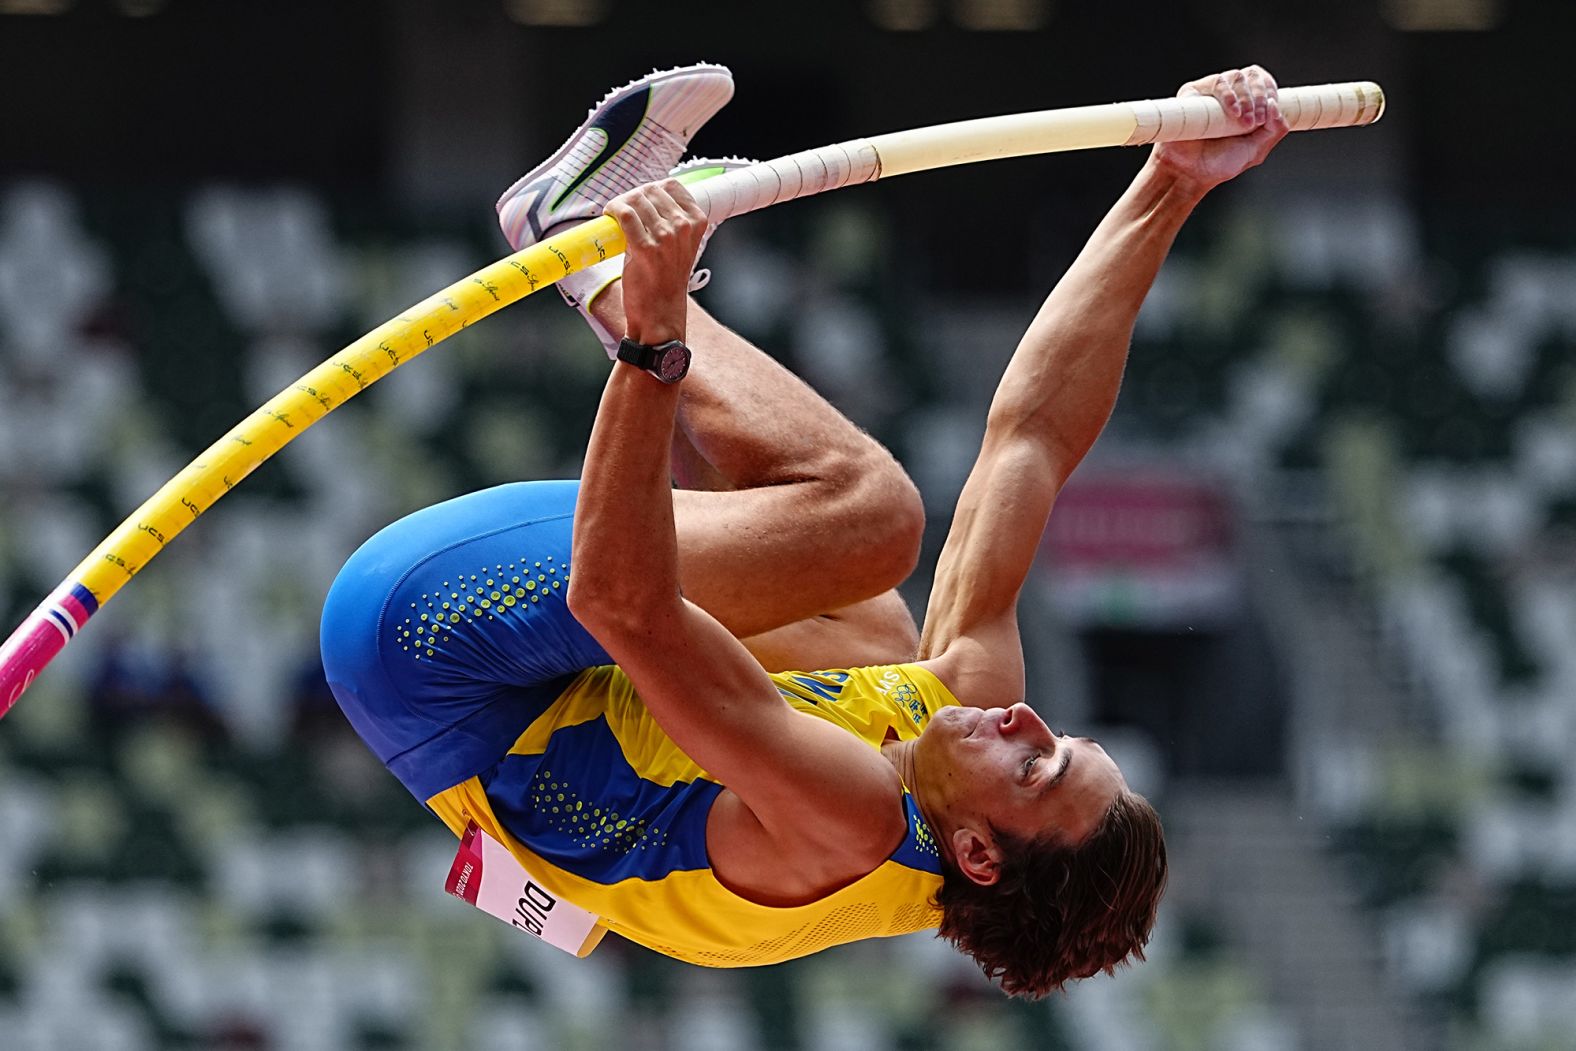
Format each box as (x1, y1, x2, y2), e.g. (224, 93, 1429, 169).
(846, 454, 924, 590)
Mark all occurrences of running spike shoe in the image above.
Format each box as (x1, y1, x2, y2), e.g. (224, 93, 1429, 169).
(496, 63, 735, 251)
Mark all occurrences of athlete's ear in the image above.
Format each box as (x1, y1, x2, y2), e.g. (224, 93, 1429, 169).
(951, 826, 1001, 886)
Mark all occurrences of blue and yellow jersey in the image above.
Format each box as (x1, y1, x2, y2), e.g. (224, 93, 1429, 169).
(427, 662, 960, 966)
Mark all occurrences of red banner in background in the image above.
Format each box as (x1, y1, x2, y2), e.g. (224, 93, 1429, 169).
(1046, 475, 1235, 567)
(1040, 471, 1241, 629)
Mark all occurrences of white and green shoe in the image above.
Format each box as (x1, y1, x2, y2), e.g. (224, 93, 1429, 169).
(496, 63, 734, 252)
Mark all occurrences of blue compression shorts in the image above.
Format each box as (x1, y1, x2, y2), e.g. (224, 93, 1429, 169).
(320, 480, 611, 802)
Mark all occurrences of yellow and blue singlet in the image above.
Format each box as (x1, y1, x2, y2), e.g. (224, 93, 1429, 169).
(428, 661, 956, 965)
(321, 480, 958, 965)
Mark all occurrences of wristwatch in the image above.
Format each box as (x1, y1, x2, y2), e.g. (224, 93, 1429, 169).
(616, 336, 691, 384)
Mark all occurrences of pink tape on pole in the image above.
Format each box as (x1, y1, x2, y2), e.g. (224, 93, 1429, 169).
(0, 615, 69, 718)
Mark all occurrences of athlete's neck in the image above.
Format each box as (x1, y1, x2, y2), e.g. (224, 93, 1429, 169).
(880, 738, 950, 862)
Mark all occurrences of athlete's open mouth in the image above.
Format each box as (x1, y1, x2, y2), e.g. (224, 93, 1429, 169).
(963, 708, 986, 739)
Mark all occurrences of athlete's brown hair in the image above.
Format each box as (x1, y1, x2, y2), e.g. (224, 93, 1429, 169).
(934, 790, 1168, 997)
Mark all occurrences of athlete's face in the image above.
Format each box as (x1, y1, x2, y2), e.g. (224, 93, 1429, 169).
(915, 704, 1127, 849)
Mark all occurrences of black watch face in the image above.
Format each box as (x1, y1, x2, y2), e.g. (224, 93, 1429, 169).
(655, 344, 690, 383)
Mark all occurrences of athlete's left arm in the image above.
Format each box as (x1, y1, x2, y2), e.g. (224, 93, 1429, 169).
(569, 181, 905, 863)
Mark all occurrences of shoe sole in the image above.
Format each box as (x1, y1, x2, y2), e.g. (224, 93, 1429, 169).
(671, 155, 758, 184)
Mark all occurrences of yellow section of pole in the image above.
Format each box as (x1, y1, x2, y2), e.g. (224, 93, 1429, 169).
(73, 214, 623, 605)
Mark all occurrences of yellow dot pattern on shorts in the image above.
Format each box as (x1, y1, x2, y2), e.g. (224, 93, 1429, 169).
(393, 555, 570, 662)
(531, 768, 670, 855)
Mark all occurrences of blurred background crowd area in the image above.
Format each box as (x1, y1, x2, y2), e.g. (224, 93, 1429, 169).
(4, 1, 1576, 1049)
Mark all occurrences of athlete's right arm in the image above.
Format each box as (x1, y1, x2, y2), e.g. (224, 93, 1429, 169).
(917, 68, 1289, 706)
(568, 182, 905, 875)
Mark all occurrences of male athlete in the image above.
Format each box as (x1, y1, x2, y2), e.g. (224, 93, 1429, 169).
(321, 62, 1290, 995)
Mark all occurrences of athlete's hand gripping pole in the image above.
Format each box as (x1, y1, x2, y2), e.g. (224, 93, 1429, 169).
(0, 80, 1382, 716)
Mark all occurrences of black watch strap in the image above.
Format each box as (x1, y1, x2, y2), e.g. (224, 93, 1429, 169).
(616, 337, 690, 383)
(615, 337, 657, 370)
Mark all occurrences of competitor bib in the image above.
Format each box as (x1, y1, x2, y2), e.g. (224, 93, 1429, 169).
(446, 821, 605, 957)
